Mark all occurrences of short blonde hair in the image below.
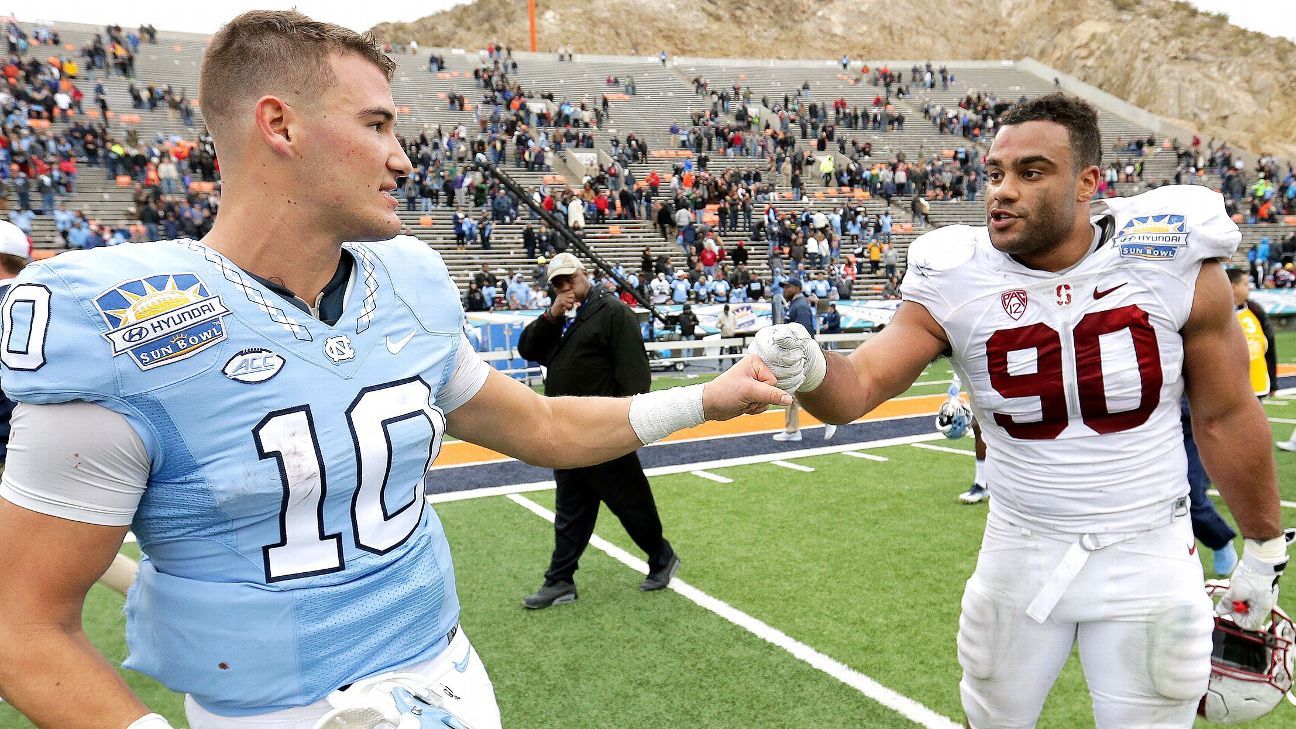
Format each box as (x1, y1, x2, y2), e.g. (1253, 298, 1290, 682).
(199, 10, 395, 138)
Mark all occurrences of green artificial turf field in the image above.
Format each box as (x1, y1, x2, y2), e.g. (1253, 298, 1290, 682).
(5, 341, 1296, 727)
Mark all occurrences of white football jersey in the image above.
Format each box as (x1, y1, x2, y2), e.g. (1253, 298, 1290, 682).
(902, 186, 1240, 532)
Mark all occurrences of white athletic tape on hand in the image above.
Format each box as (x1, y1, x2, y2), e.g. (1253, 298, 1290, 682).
(126, 714, 175, 729)
(629, 384, 706, 445)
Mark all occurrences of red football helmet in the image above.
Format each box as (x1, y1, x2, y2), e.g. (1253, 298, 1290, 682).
(1198, 579, 1296, 723)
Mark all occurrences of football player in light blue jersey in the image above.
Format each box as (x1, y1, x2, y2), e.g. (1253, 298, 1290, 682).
(0, 11, 791, 729)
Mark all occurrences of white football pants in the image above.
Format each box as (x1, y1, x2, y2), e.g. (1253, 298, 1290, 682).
(185, 628, 501, 729)
(958, 507, 1214, 729)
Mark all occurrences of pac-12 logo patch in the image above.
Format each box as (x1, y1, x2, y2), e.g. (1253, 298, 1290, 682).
(223, 348, 285, 383)
(1000, 289, 1028, 320)
(95, 274, 229, 370)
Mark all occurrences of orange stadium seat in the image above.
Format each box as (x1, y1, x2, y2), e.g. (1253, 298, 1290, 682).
(1283, 216, 1296, 226)
(33, 249, 58, 260)
(63, 43, 75, 51)
(419, 216, 434, 226)
(942, 149, 955, 158)
(190, 181, 215, 193)
(115, 175, 132, 187)
(608, 225, 621, 235)
(436, 72, 450, 80)
(28, 118, 49, 129)
(173, 44, 182, 52)
(814, 191, 825, 199)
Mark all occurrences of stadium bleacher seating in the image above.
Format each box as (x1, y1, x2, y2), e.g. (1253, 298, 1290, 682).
(4, 20, 1292, 305)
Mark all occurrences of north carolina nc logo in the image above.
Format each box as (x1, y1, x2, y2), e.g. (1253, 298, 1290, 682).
(95, 274, 229, 370)
(1115, 214, 1188, 260)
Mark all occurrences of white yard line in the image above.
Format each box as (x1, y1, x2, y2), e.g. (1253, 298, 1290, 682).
(1208, 489, 1296, 510)
(842, 451, 889, 462)
(691, 470, 734, 484)
(1267, 417, 1296, 425)
(507, 494, 961, 729)
(910, 443, 977, 457)
(771, 460, 816, 473)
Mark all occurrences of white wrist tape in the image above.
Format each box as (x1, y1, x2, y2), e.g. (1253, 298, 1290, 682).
(1243, 535, 1290, 565)
(628, 384, 706, 445)
(127, 714, 174, 729)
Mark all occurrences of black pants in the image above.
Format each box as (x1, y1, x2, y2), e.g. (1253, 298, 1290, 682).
(544, 451, 673, 585)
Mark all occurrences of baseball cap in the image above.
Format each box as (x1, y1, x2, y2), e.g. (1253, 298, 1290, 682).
(784, 277, 803, 288)
(546, 252, 585, 282)
(0, 221, 30, 259)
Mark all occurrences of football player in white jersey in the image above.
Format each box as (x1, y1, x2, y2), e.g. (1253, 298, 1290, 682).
(749, 94, 1286, 727)
(0, 11, 790, 729)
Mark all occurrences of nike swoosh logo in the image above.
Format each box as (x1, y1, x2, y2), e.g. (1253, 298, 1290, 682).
(452, 647, 471, 673)
(386, 331, 416, 354)
(1093, 283, 1127, 300)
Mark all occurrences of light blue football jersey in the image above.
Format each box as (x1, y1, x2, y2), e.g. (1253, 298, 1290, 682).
(0, 236, 469, 715)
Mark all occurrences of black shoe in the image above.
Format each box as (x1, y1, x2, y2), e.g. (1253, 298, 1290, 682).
(640, 554, 681, 591)
(522, 581, 577, 609)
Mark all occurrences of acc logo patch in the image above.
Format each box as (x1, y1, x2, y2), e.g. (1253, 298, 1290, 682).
(95, 274, 229, 370)
(1115, 214, 1188, 260)
(1000, 289, 1027, 320)
(223, 348, 285, 383)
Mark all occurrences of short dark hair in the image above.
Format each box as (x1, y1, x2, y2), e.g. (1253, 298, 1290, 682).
(200, 11, 395, 139)
(1225, 267, 1248, 284)
(999, 93, 1102, 171)
(0, 253, 26, 276)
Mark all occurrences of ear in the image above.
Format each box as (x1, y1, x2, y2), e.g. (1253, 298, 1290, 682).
(253, 95, 295, 159)
(1076, 164, 1101, 202)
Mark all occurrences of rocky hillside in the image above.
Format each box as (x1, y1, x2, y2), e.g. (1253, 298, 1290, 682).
(371, 0, 1295, 160)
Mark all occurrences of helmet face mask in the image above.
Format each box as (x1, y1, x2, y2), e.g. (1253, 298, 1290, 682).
(1199, 579, 1296, 724)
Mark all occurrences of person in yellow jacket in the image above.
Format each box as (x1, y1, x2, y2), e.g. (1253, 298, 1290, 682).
(1227, 267, 1277, 399)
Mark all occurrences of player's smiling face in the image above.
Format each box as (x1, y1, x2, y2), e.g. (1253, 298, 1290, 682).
(984, 121, 1080, 263)
(302, 53, 413, 242)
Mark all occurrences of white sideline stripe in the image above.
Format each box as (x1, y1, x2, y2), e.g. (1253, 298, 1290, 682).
(427, 432, 948, 504)
(1267, 417, 1296, 425)
(911, 443, 976, 457)
(843, 451, 889, 462)
(771, 460, 815, 472)
(507, 494, 961, 729)
(691, 470, 733, 483)
(1208, 489, 1296, 510)
(431, 411, 945, 471)
(1263, 400, 1287, 406)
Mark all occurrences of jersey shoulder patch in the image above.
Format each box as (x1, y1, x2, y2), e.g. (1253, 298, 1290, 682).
(1094, 185, 1239, 266)
(1, 243, 234, 404)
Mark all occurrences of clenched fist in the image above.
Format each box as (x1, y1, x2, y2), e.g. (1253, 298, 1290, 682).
(746, 323, 827, 394)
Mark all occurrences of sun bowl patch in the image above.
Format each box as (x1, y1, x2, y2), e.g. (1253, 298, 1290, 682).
(95, 274, 229, 370)
(1115, 214, 1188, 260)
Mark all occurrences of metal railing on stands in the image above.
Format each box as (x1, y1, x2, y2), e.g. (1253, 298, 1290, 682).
(479, 331, 876, 384)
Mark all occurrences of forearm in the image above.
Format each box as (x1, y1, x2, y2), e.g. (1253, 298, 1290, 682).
(0, 622, 150, 727)
(796, 351, 878, 424)
(1193, 402, 1283, 540)
(522, 395, 646, 468)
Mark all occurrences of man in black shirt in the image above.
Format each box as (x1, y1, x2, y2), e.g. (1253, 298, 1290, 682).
(517, 253, 679, 608)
